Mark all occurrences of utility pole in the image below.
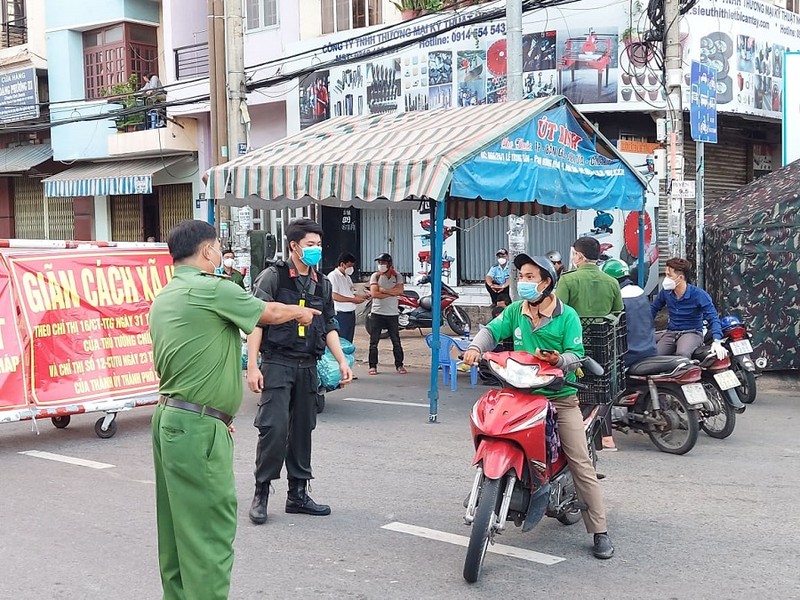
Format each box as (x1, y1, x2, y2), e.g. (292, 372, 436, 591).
(225, 0, 247, 160)
(506, 0, 523, 102)
(664, 0, 686, 258)
(208, 0, 228, 233)
(506, 0, 523, 300)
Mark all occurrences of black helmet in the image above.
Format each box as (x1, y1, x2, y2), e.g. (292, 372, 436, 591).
(374, 252, 393, 264)
(513, 253, 558, 305)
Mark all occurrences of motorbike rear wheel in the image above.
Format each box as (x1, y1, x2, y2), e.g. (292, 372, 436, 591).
(700, 383, 736, 439)
(647, 389, 699, 455)
(463, 476, 502, 584)
(446, 306, 471, 337)
(733, 363, 757, 404)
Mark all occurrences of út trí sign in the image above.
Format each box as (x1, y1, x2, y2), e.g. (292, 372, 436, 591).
(0, 67, 39, 124)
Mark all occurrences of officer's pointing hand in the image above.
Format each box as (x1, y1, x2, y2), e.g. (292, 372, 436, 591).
(297, 307, 321, 326)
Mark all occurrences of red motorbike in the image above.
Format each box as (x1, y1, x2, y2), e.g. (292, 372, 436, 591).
(463, 351, 603, 583)
(363, 274, 471, 338)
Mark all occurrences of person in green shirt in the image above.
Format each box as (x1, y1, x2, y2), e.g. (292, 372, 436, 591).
(463, 253, 614, 560)
(149, 219, 319, 600)
(556, 236, 623, 317)
(557, 236, 624, 451)
(222, 248, 246, 289)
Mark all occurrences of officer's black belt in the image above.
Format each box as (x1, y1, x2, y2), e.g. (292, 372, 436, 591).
(159, 396, 233, 426)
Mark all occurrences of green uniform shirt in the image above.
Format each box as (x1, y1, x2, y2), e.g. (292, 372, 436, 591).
(149, 265, 265, 415)
(486, 299, 584, 398)
(556, 263, 624, 317)
(226, 269, 245, 289)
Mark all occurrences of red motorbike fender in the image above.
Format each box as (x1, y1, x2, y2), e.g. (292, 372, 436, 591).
(474, 438, 526, 480)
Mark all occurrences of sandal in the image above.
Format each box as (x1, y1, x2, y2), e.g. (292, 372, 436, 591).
(368, 368, 378, 375)
(396, 367, 408, 375)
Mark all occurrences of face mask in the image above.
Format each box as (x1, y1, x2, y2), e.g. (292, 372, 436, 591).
(298, 246, 322, 267)
(207, 245, 223, 274)
(377, 264, 389, 273)
(497, 257, 507, 266)
(518, 281, 543, 302)
(663, 276, 677, 291)
(223, 258, 235, 269)
(344, 266, 355, 276)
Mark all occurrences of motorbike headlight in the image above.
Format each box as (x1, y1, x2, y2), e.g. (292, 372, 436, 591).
(489, 359, 555, 389)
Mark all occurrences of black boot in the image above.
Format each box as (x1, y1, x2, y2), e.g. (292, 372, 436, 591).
(286, 478, 331, 516)
(248, 482, 270, 525)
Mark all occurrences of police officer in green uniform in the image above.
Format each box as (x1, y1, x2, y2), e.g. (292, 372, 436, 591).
(246, 218, 352, 524)
(149, 220, 320, 600)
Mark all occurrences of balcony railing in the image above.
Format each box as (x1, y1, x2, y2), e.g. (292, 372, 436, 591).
(1, 18, 27, 48)
(174, 42, 209, 81)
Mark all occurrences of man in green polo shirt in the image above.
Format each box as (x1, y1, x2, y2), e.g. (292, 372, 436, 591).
(149, 219, 319, 600)
(556, 236, 623, 317)
(463, 254, 614, 560)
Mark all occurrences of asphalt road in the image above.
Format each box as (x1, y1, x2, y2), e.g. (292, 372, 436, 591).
(1, 367, 799, 600)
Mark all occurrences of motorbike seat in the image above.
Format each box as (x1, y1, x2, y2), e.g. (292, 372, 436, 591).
(692, 345, 712, 361)
(404, 290, 420, 300)
(627, 355, 692, 376)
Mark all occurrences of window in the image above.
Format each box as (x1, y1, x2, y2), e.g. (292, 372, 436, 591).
(83, 23, 159, 99)
(1, 0, 26, 48)
(1, 0, 24, 24)
(245, 0, 278, 30)
(322, 0, 382, 34)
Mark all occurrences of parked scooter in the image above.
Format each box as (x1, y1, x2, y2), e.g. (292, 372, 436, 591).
(691, 343, 746, 439)
(611, 355, 704, 455)
(705, 316, 760, 404)
(463, 352, 604, 583)
(363, 274, 471, 338)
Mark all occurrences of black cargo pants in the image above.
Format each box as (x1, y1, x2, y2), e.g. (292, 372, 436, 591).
(254, 356, 318, 483)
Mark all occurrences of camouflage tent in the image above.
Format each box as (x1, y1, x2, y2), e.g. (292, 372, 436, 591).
(704, 159, 800, 370)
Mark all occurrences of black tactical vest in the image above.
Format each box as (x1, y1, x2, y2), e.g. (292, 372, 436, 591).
(260, 263, 327, 359)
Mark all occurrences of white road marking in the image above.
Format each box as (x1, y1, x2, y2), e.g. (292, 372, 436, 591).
(381, 521, 566, 565)
(19, 450, 115, 470)
(341, 397, 428, 408)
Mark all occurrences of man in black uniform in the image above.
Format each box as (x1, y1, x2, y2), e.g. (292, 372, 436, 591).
(246, 218, 352, 524)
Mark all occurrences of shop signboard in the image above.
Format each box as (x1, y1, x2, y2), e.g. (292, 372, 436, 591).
(0, 67, 39, 123)
(784, 52, 800, 165)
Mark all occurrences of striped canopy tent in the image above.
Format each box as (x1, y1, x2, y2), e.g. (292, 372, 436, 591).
(206, 96, 647, 421)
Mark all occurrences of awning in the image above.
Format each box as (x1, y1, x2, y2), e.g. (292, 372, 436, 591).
(43, 157, 189, 197)
(206, 96, 647, 211)
(0, 143, 53, 174)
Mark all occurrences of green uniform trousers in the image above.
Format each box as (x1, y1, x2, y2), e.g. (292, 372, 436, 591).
(152, 404, 237, 600)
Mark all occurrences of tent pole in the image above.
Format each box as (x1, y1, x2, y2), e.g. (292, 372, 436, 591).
(638, 193, 646, 288)
(428, 196, 445, 423)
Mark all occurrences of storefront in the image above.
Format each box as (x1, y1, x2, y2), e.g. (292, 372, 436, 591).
(42, 156, 198, 241)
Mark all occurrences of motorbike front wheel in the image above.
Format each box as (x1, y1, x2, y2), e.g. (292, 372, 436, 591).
(446, 306, 471, 337)
(700, 383, 736, 439)
(647, 389, 699, 455)
(733, 363, 757, 404)
(463, 476, 502, 584)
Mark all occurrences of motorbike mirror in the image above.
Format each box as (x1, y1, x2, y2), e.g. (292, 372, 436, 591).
(582, 357, 604, 377)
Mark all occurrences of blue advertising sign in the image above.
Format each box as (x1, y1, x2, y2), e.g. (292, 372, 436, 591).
(0, 67, 39, 124)
(450, 104, 644, 210)
(690, 61, 718, 144)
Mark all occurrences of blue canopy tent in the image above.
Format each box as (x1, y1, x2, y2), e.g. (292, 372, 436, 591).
(206, 96, 648, 422)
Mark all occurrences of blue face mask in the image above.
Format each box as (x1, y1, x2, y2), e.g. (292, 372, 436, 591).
(300, 246, 322, 267)
(518, 281, 543, 302)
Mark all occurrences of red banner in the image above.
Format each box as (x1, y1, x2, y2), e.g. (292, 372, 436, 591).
(0, 256, 27, 409)
(6, 249, 174, 406)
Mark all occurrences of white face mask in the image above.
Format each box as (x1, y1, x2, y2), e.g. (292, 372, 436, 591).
(662, 276, 677, 291)
(377, 264, 389, 273)
(344, 266, 354, 276)
(497, 257, 507, 266)
(223, 258, 235, 268)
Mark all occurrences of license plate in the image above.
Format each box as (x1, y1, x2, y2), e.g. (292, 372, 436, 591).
(729, 340, 753, 355)
(682, 383, 708, 405)
(714, 370, 741, 390)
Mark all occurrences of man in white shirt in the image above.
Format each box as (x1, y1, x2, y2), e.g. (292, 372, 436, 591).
(327, 252, 368, 342)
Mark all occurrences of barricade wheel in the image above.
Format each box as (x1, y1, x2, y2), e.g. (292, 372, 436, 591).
(95, 416, 118, 439)
(51, 416, 71, 429)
